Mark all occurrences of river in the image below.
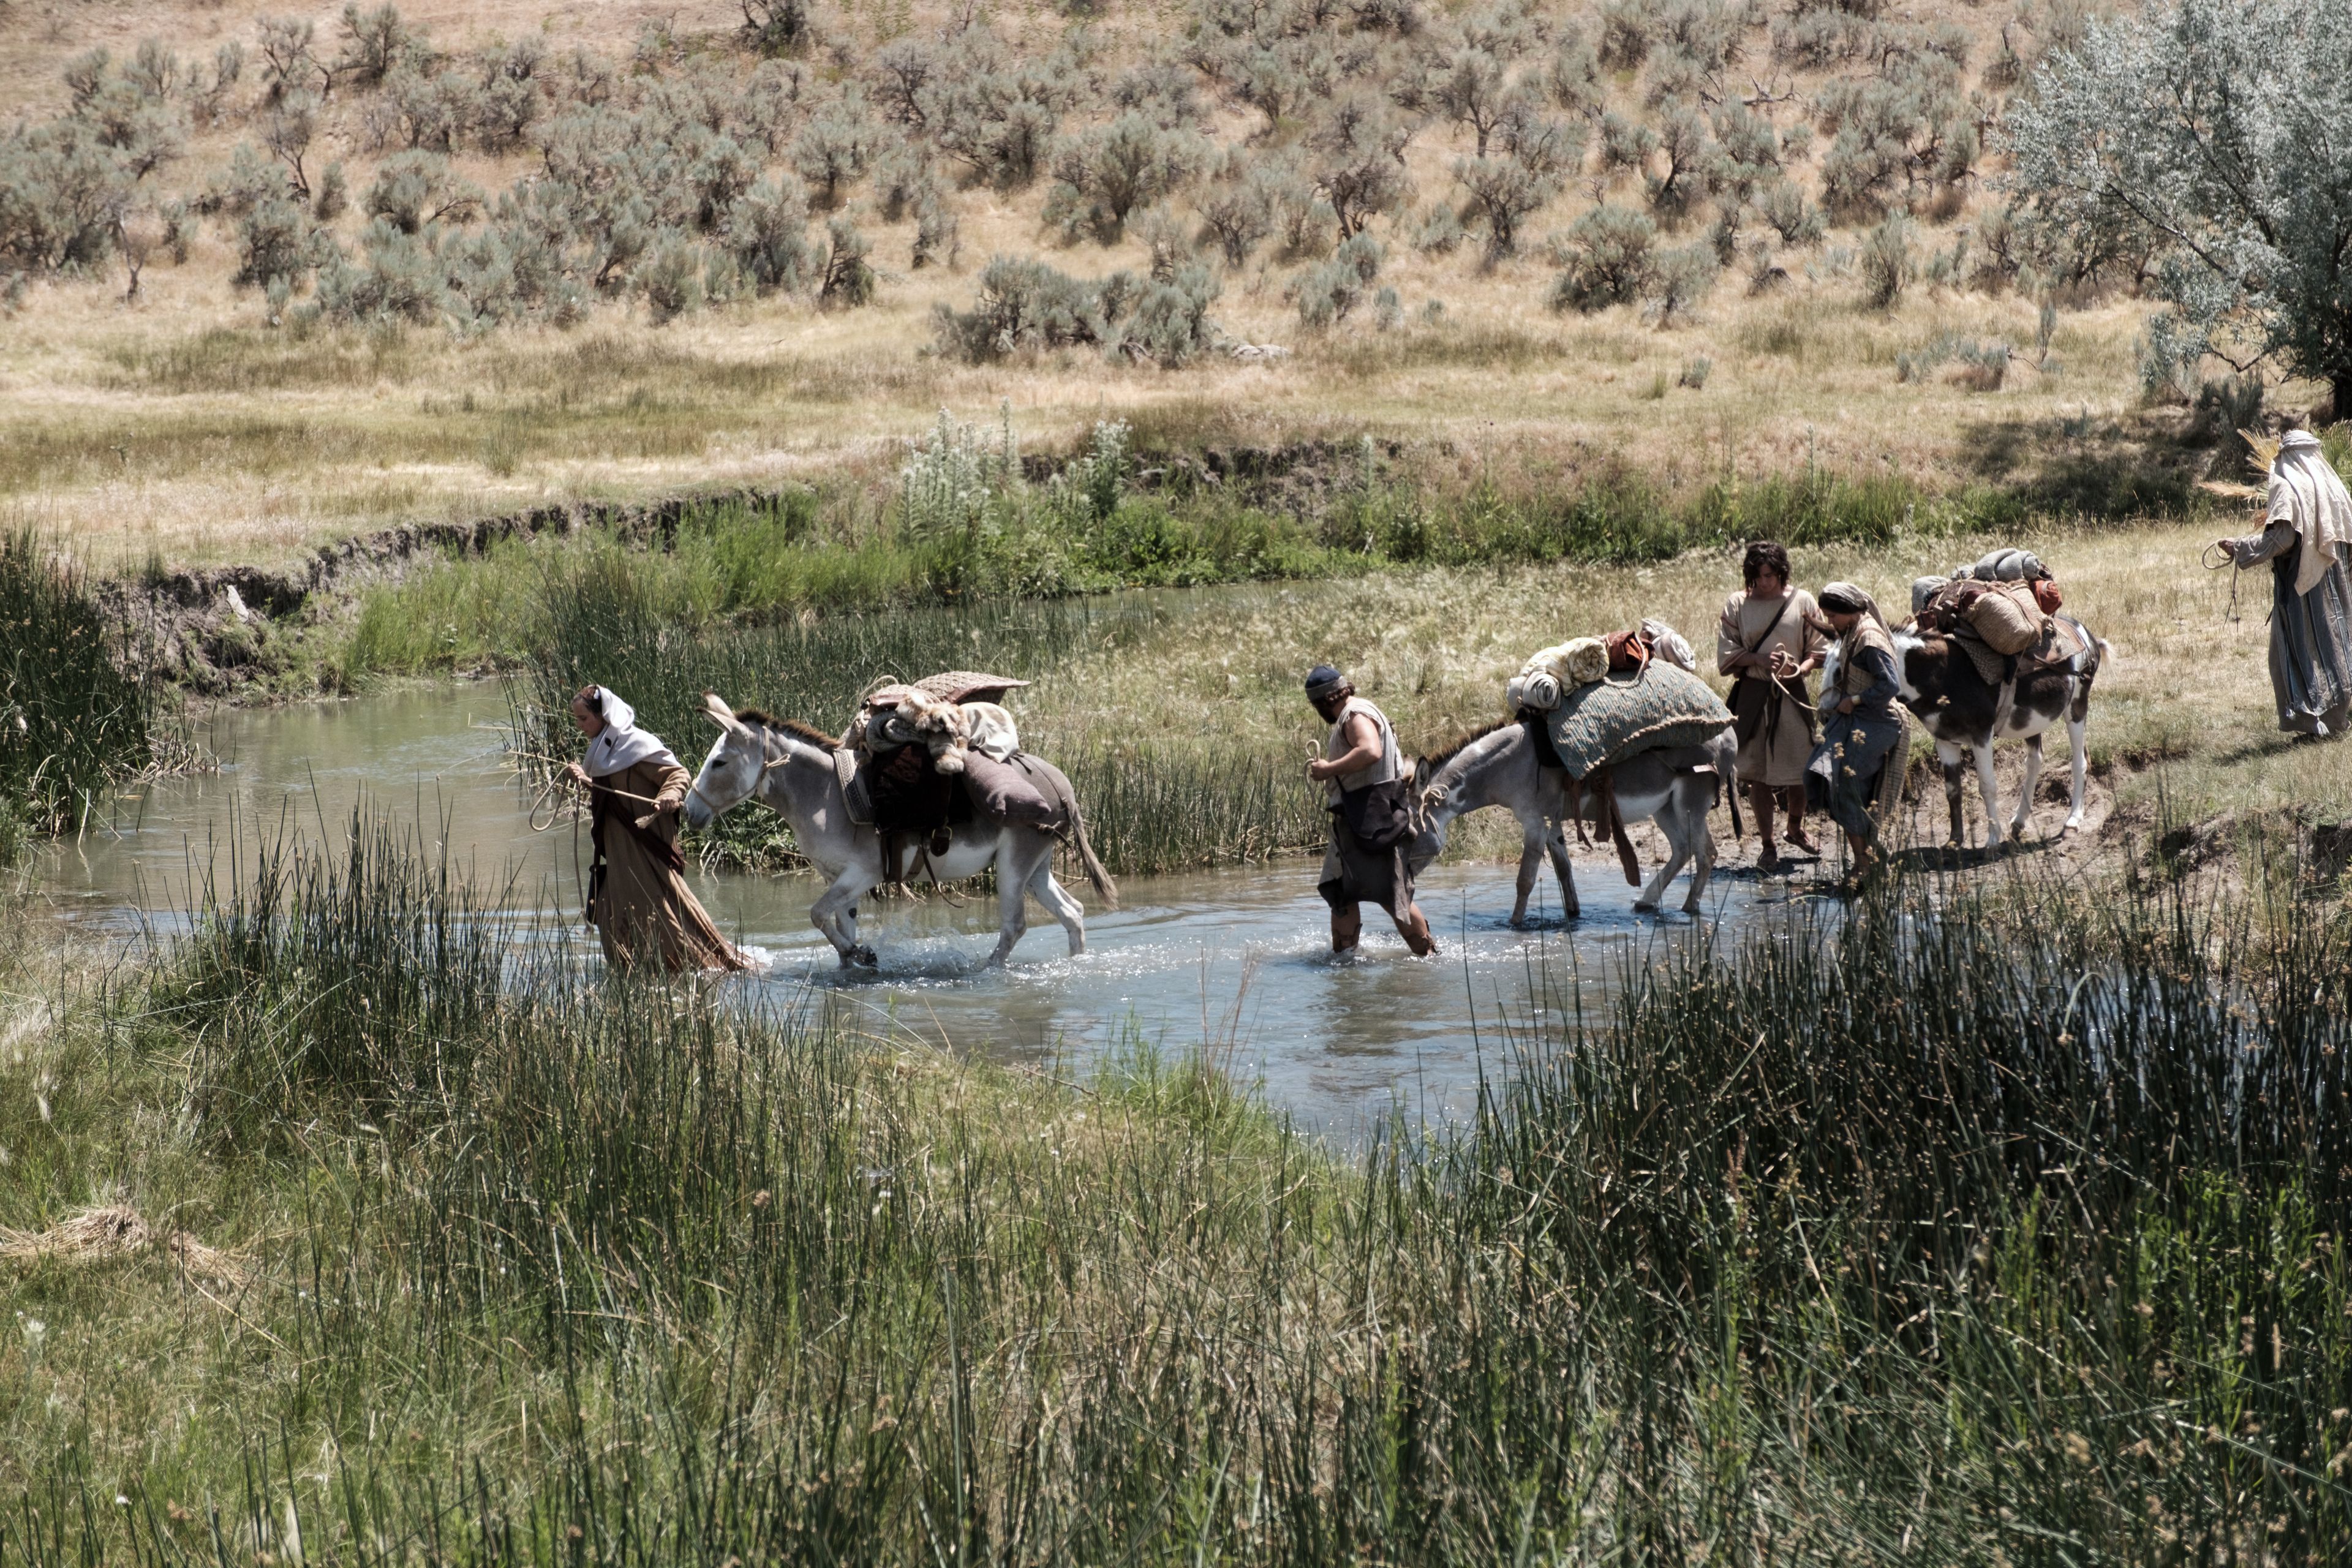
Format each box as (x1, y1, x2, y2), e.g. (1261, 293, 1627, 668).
(26, 683, 1770, 1133)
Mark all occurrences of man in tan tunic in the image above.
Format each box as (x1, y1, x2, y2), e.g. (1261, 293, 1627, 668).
(1717, 540, 1826, 872)
(564, 685, 748, 973)
(1305, 665, 1437, 957)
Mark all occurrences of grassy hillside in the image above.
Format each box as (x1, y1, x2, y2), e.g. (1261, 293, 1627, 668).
(0, 0, 2246, 570)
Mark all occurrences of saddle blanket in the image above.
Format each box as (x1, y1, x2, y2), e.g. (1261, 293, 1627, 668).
(1545, 661, 1732, 779)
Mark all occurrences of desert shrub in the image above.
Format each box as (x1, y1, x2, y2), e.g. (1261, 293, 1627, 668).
(1551, 201, 1657, 311)
(335, 3, 415, 89)
(1708, 100, 1780, 202)
(1860, 210, 1912, 307)
(1545, 29, 1605, 116)
(1191, 146, 1279, 267)
(1291, 230, 1382, 326)
(1644, 101, 1717, 220)
(1678, 353, 1710, 388)
(1432, 48, 1511, 157)
(312, 160, 347, 220)
(1648, 238, 1719, 323)
(260, 91, 320, 198)
(725, 175, 811, 293)
(922, 30, 1079, 189)
(934, 256, 1102, 360)
(1412, 202, 1464, 253)
(871, 37, 938, 129)
(1815, 50, 1970, 218)
(471, 38, 548, 150)
(935, 254, 1218, 364)
(790, 90, 880, 210)
(1310, 92, 1412, 238)
(311, 217, 450, 323)
(234, 194, 322, 288)
(635, 231, 706, 323)
(817, 217, 874, 307)
(1452, 99, 1578, 263)
(1597, 0, 1657, 68)
(0, 121, 134, 273)
(257, 15, 322, 104)
(1229, 36, 1338, 135)
(196, 43, 246, 126)
(1597, 108, 1658, 185)
(1044, 114, 1199, 243)
(1107, 263, 1221, 365)
(911, 195, 959, 269)
(364, 150, 481, 235)
(1755, 178, 1824, 245)
(740, 0, 813, 56)
(1270, 165, 1335, 259)
(379, 61, 475, 152)
(1112, 58, 1201, 128)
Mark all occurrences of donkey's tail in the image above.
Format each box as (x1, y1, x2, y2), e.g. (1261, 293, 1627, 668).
(1727, 763, 1744, 839)
(1066, 801, 1119, 911)
(1030, 756, 1119, 910)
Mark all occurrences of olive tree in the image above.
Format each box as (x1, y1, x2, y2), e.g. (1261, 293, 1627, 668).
(2005, 0, 2352, 409)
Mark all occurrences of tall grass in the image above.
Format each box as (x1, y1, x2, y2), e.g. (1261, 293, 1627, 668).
(0, 530, 152, 851)
(10, 820, 2347, 1560)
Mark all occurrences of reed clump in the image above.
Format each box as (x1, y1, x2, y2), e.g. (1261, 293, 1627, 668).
(7, 818, 2343, 1561)
(0, 530, 153, 855)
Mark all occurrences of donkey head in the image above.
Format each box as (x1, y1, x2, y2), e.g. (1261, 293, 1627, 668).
(685, 691, 763, 828)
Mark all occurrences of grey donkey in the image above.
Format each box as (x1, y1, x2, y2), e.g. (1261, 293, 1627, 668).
(682, 692, 1117, 968)
(1415, 719, 1737, 919)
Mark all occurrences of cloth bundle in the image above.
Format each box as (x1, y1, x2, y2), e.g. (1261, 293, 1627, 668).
(1544, 662, 1733, 780)
(1507, 638, 1610, 713)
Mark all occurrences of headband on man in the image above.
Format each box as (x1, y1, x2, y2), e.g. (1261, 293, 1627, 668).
(1818, 587, 1866, 614)
(1304, 664, 1349, 700)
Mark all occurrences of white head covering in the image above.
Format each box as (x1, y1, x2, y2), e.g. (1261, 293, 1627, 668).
(2265, 429, 2352, 598)
(579, 687, 680, 778)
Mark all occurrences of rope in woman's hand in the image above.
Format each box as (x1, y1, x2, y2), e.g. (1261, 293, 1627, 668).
(2199, 540, 2244, 623)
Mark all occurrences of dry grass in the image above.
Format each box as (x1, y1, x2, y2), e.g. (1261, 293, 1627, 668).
(0, 1204, 247, 1282)
(0, 0, 2268, 570)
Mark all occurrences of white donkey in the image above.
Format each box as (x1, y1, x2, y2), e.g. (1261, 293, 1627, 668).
(682, 692, 1117, 968)
(1416, 720, 1737, 918)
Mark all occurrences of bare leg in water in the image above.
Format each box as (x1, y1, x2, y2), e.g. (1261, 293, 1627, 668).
(1331, 901, 1438, 957)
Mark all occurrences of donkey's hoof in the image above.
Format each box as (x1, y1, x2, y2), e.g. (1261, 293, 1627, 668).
(1632, 899, 1660, 914)
(843, 944, 879, 969)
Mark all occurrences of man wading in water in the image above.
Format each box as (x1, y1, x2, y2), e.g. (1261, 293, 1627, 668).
(1304, 665, 1438, 957)
(565, 684, 748, 973)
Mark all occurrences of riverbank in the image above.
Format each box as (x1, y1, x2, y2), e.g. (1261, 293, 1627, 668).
(1, 810, 2343, 1555)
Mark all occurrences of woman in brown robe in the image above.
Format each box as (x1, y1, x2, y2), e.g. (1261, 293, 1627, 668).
(1717, 540, 1827, 872)
(563, 685, 748, 973)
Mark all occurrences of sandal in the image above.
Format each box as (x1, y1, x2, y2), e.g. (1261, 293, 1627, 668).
(1757, 846, 1784, 875)
(1783, 827, 1820, 856)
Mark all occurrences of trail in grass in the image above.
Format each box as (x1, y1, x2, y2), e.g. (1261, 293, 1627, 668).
(29, 680, 1774, 1131)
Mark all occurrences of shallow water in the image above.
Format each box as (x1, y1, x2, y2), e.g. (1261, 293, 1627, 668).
(31, 684, 1768, 1133)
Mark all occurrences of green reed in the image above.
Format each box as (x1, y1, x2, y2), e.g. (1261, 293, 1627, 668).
(12, 823, 2349, 1562)
(0, 530, 152, 846)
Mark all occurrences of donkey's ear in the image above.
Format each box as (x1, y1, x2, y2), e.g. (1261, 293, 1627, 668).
(701, 691, 750, 736)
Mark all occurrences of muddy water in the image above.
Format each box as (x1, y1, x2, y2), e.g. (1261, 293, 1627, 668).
(31, 685, 1767, 1132)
